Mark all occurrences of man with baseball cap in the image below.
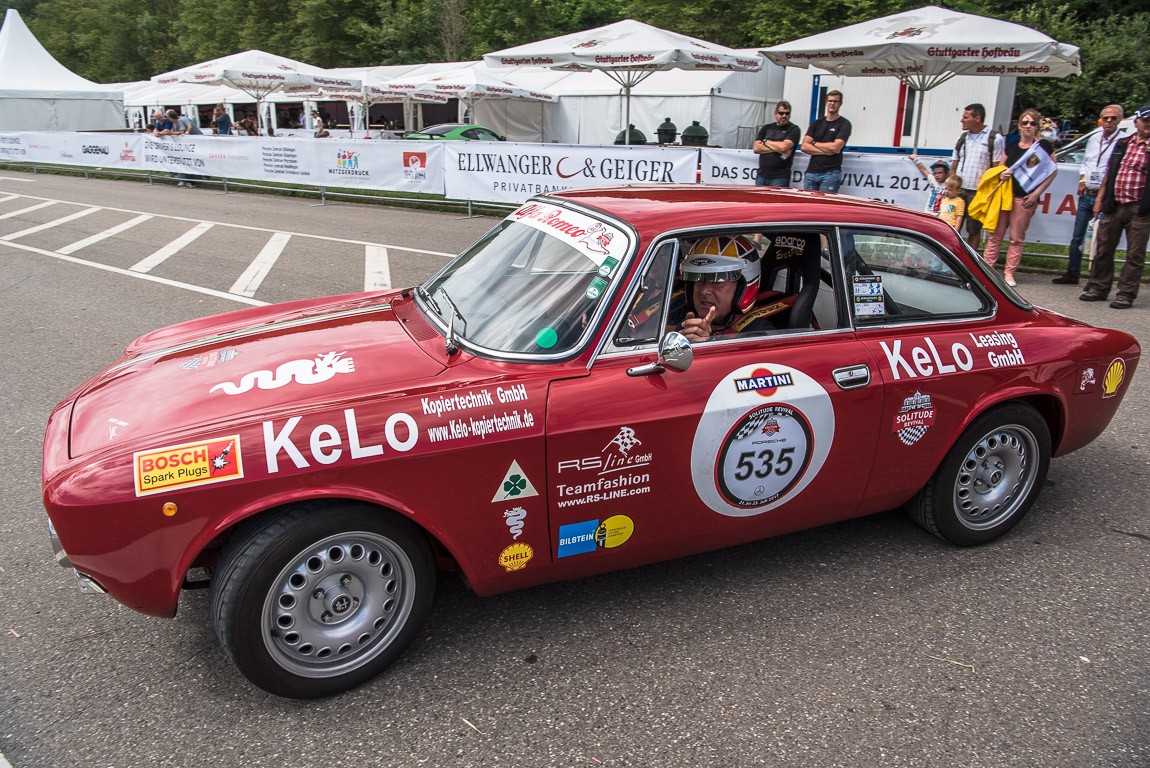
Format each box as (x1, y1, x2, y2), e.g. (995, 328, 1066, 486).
(1080, 105, 1150, 309)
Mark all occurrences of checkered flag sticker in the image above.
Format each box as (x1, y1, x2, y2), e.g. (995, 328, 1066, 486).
(897, 425, 929, 446)
(606, 426, 642, 455)
(735, 409, 773, 441)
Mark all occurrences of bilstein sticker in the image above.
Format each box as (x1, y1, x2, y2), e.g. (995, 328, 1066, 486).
(134, 436, 243, 496)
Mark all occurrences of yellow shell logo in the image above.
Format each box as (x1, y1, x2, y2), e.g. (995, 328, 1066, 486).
(1103, 358, 1125, 398)
(498, 542, 533, 572)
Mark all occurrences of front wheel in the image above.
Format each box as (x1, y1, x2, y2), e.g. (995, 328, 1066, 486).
(210, 501, 435, 698)
(907, 403, 1051, 546)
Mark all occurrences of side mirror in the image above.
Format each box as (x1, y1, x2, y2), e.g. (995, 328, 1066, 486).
(626, 332, 693, 376)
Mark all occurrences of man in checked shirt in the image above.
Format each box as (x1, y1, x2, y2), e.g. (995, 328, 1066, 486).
(1080, 105, 1150, 310)
(951, 103, 1005, 252)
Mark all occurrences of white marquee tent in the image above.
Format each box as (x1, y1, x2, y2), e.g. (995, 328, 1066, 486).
(0, 8, 124, 131)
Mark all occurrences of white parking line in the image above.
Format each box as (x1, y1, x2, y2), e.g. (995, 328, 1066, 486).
(0, 194, 18, 204)
(0, 200, 55, 220)
(1, 206, 101, 241)
(57, 213, 152, 255)
(131, 222, 214, 273)
(230, 232, 292, 297)
(0, 238, 266, 306)
(365, 244, 392, 290)
(0, 175, 35, 182)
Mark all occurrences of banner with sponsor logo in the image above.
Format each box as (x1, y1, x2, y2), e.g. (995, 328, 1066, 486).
(700, 147, 1085, 246)
(2, 132, 145, 169)
(444, 142, 699, 204)
(140, 135, 320, 182)
(316, 141, 444, 194)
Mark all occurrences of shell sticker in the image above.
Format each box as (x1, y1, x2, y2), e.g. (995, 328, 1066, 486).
(498, 542, 533, 572)
(1103, 358, 1125, 398)
(691, 364, 834, 517)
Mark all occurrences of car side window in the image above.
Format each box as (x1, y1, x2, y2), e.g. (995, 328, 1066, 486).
(840, 229, 989, 324)
(460, 129, 480, 140)
(473, 129, 501, 141)
(612, 240, 677, 347)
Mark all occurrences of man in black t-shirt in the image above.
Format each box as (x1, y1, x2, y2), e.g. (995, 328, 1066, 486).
(801, 90, 852, 193)
(754, 100, 802, 187)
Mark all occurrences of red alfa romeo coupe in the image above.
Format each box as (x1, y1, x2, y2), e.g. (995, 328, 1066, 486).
(43, 186, 1139, 697)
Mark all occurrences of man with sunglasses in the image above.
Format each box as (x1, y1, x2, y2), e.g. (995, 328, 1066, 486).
(1054, 105, 1129, 285)
(801, 90, 851, 193)
(753, 101, 801, 187)
(1081, 105, 1150, 310)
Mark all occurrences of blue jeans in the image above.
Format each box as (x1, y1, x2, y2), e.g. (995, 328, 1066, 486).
(756, 173, 791, 187)
(804, 169, 842, 193)
(1067, 192, 1097, 276)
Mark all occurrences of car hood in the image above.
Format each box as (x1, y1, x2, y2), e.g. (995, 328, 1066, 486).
(68, 291, 446, 459)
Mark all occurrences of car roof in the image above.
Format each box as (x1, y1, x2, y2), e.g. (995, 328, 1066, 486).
(548, 185, 956, 241)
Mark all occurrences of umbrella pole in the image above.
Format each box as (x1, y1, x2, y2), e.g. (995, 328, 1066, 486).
(624, 83, 631, 145)
(912, 87, 925, 154)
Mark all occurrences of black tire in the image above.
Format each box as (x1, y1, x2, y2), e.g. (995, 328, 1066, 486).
(907, 403, 1051, 546)
(210, 501, 435, 698)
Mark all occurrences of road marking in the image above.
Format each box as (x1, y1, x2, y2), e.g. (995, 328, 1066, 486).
(131, 222, 214, 273)
(57, 213, 153, 255)
(0, 190, 458, 256)
(0, 238, 266, 306)
(0, 194, 18, 204)
(231, 232, 292, 297)
(365, 244, 391, 290)
(1, 206, 101, 241)
(0, 175, 35, 182)
(0, 200, 55, 220)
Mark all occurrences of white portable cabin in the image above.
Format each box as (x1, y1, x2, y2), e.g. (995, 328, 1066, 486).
(780, 68, 1016, 154)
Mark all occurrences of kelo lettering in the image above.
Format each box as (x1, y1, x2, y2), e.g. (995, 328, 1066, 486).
(880, 336, 975, 380)
(263, 408, 417, 473)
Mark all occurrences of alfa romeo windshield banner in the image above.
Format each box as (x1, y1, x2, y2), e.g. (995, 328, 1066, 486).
(444, 143, 699, 204)
(701, 147, 1087, 246)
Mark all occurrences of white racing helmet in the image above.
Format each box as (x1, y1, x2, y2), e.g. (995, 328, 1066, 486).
(680, 236, 761, 313)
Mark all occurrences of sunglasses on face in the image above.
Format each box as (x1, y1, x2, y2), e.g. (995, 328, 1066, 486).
(826, 100, 841, 104)
(776, 111, 790, 116)
(1101, 116, 1120, 121)
(1019, 120, 1037, 126)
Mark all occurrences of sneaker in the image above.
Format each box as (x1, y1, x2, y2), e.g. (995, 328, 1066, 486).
(1052, 272, 1079, 284)
(186, 182, 196, 188)
(1079, 292, 1107, 302)
(1109, 297, 1133, 309)
(176, 181, 186, 188)
(1005, 276, 1017, 287)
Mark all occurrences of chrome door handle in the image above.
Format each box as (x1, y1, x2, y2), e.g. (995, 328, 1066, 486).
(832, 364, 870, 390)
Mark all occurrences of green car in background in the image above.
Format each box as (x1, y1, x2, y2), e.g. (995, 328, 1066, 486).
(403, 123, 506, 141)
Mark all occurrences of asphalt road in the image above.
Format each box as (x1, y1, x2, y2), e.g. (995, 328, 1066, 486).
(1, 170, 1147, 768)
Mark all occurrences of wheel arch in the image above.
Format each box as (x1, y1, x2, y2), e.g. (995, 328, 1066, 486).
(180, 489, 467, 598)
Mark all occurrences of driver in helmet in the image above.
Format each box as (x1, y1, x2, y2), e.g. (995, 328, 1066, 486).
(668, 236, 776, 342)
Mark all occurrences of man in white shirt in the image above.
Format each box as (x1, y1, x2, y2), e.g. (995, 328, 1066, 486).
(950, 103, 1005, 251)
(1054, 104, 1130, 284)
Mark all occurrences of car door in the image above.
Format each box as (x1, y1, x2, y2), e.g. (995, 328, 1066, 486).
(544, 231, 885, 581)
(840, 227, 1000, 513)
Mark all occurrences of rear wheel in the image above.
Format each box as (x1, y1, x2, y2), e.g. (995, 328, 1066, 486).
(210, 501, 435, 698)
(908, 403, 1051, 546)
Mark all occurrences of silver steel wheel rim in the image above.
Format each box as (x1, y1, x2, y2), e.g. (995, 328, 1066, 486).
(952, 424, 1039, 531)
(261, 531, 415, 678)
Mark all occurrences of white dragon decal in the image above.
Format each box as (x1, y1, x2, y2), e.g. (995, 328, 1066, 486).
(210, 351, 355, 395)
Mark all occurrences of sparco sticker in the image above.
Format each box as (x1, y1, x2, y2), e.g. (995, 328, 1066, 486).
(691, 364, 834, 517)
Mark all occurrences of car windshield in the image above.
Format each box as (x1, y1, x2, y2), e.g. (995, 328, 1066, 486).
(418, 201, 632, 358)
(421, 124, 459, 137)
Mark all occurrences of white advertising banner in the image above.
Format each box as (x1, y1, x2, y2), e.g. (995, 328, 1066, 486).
(700, 147, 1086, 246)
(2, 132, 144, 169)
(316, 141, 444, 195)
(444, 142, 699, 204)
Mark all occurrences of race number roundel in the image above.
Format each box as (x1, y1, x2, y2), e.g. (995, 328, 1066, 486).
(691, 363, 835, 517)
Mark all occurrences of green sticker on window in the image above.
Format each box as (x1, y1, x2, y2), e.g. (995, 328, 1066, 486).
(598, 257, 619, 278)
(585, 276, 609, 301)
(536, 327, 559, 348)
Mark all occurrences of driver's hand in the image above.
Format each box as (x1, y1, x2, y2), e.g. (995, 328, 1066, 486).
(679, 306, 716, 342)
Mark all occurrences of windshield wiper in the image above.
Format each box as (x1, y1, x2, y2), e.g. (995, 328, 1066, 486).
(415, 284, 441, 315)
(438, 287, 466, 357)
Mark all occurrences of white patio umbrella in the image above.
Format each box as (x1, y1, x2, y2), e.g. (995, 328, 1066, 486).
(762, 5, 1081, 151)
(485, 19, 760, 143)
(387, 64, 555, 126)
(151, 50, 361, 134)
